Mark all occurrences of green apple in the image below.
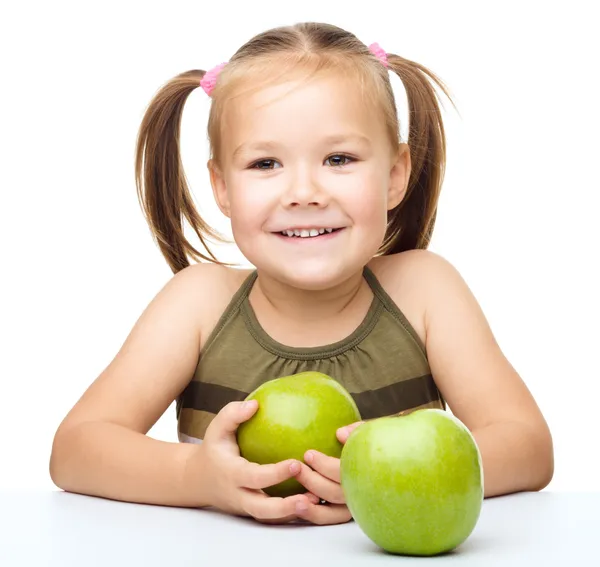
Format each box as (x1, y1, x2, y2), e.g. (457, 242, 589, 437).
(237, 371, 361, 497)
(340, 409, 483, 556)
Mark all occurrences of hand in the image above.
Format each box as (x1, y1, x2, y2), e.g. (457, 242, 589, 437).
(194, 400, 318, 524)
(293, 421, 364, 525)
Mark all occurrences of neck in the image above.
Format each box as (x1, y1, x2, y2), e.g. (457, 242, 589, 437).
(251, 268, 367, 325)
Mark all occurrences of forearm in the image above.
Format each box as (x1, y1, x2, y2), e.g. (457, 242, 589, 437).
(49, 421, 210, 508)
(472, 420, 554, 498)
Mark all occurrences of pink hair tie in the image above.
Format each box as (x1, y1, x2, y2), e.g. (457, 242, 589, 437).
(368, 42, 388, 67)
(200, 62, 227, 96)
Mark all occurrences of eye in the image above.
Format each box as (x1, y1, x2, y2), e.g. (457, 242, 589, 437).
(325, 154, 355, 167)
(250, 159, 281, 170)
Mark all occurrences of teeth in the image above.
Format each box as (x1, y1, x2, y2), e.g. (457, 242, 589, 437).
(280, 228, 337, 238)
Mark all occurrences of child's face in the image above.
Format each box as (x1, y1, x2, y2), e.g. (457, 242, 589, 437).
(210, 72, 409, 289)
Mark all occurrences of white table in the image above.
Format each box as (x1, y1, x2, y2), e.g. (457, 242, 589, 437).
(0, 490, 596, 566)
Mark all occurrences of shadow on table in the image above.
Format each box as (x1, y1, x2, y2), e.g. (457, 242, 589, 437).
(347, 530, 496, 559)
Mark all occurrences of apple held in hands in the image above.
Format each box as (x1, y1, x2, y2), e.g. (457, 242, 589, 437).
(237, 371, 361, 497)
(340, 409, 483, 556)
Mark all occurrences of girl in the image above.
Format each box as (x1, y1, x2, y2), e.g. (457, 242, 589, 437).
(49, 22, 554, 526)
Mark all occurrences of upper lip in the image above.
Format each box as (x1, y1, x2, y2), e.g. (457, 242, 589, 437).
(274, 225, 344, 232)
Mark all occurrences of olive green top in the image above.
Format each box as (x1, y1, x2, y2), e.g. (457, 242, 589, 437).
(177, 266, 445, 442)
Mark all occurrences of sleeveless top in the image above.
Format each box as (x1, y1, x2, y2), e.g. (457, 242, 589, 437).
(176, 266, 445, 443)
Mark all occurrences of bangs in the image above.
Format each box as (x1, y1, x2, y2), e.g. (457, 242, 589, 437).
(208, 52, 393, 164)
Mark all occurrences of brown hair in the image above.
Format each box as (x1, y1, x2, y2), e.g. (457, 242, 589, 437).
(135, 22, 455, 274)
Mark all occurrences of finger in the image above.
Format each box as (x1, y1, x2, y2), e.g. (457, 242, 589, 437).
(336, 421, 365, 444)
(256, 493, 319, 525)
(304, 450, 341, 483)
(306, 493, 320, 504)
(296, 502, 353, 526)
(237, 458, 302, 490)
(255, 515, 297, 525)
(295, 463, 345, 504)
(205, 400, 258, 441)
(241, 490, 312, 522)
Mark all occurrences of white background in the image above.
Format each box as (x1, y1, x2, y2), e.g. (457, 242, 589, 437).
(1, 1, 598, 493)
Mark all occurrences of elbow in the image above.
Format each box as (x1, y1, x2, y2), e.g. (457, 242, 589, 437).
(529, 422, 555, 492)
(49, 424, 76, 491)
(49, 430, 65, 489)
(529, 459, 554, 493)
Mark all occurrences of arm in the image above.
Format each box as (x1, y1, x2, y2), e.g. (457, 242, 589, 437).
(416, 251, 554, 497)
(49, 263, 218, 507)
(50, 263, 310, 519)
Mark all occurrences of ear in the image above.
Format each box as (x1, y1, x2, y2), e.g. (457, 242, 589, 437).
(208, 159, 231, 218)
(387, 143, 411, 210)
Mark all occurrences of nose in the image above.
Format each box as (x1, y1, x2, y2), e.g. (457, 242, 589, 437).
(281, 167, 328, 208)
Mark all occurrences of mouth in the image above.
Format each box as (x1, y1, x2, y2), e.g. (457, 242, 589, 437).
(274, 227, 345, 240)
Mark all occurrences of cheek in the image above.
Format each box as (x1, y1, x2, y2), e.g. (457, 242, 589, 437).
(226, 178, 272, 235)
(341, 171, 389, 224)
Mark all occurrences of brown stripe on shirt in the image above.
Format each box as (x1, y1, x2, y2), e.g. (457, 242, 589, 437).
(178, 373, 443, 428)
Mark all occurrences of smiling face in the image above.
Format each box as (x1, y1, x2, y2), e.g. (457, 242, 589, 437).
(209, 71, 410, 289)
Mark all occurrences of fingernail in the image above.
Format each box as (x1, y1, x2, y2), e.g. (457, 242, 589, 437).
(338, 427, 348, 437)
(296, 501, 308, 513)
(305, 451, 314, 464)
(242, 400, 256, 411)
(289, 461, 301, 475)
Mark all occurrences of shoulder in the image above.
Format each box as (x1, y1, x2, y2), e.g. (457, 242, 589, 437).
(367, 250, 470, 344)
(370, 247, 459, 278)
(175, 261, 250, 296)
(173, 262, 253, 347)
(369, 249, 467, 298)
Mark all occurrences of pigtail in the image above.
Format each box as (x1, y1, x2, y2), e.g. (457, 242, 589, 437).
(134, 69, 228, 274)
(381, 55, 456, 253)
